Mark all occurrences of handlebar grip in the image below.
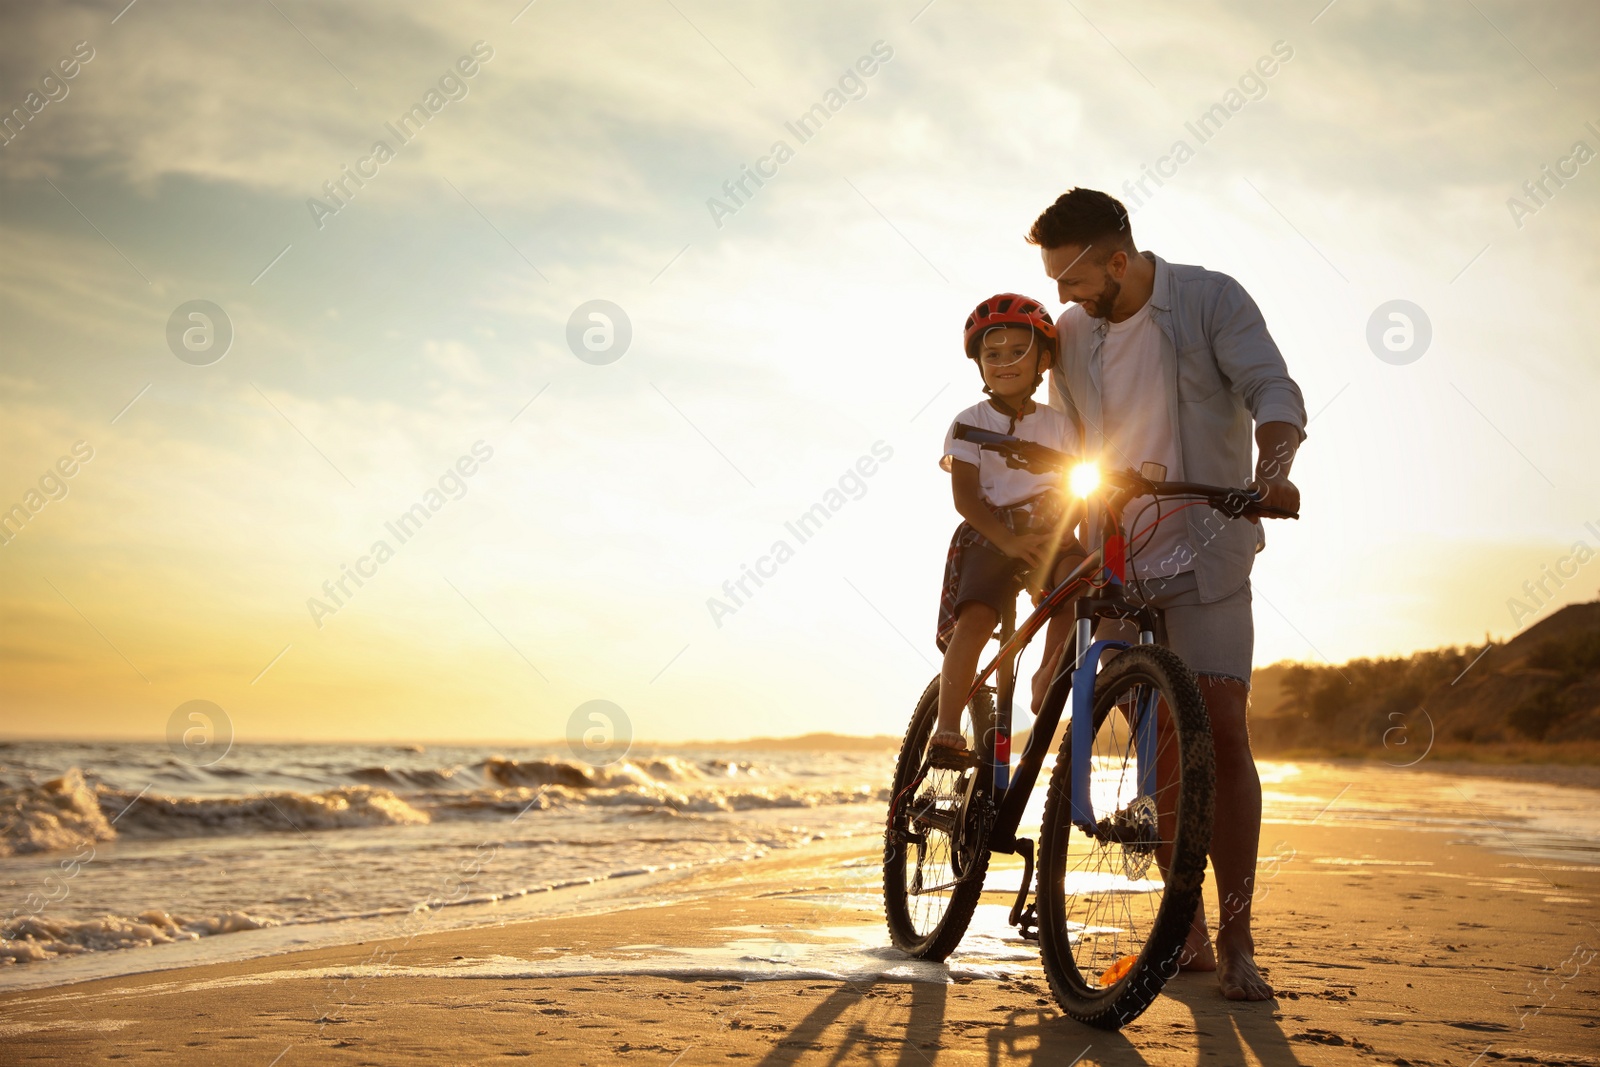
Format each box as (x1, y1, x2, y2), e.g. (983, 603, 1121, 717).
(1239, 481, 1299, 520)
(952, 423, 1016, 446)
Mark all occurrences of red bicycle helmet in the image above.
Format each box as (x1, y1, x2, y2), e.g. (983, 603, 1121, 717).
(962, 293, 1058, 359)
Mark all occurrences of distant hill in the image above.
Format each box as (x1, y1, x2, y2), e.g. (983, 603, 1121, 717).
(1250, 600, 1600, 760)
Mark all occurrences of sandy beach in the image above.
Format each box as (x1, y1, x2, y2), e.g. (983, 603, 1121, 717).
(4, 762, 1597, 1066)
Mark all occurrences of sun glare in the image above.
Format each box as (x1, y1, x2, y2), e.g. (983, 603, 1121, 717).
(1070, 462, 1101, 499)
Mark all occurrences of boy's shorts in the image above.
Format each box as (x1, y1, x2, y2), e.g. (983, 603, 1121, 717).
(951, 538, 1081, 620)
(951, 540, 1031, 620)
(935, 494, 1079, 652)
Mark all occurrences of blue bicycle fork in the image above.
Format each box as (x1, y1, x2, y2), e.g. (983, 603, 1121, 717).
(1069, 620, 1160, 834)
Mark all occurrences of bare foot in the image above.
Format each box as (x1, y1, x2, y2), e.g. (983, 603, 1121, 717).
(927, 731, 975, 769)
(1216, 943, 1273, 1001)
(1178, 927, 1216, 972)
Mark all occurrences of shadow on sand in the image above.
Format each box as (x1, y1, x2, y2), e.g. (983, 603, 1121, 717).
(751, 974, 1311, 1065)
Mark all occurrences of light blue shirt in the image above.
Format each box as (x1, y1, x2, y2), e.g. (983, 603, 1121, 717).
(1048, 251, 1307, 602)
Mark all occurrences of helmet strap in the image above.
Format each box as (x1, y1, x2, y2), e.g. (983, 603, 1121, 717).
(983, 393, 1034, 434)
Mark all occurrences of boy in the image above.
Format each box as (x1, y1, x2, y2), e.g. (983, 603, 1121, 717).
(931, 294, 1084, 759)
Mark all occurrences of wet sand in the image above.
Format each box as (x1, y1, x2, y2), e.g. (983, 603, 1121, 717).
(3, 808, 1597, 1066)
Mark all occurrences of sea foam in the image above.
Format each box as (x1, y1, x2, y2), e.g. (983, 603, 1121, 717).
(0, 909, 275, 963)
(0, 769, 115, 858)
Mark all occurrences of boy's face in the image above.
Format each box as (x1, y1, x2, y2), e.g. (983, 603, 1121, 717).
(978, 324, 1046, 400)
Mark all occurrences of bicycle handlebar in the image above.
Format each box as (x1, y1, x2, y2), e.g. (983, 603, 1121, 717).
(952, 424, 1071, 471)
(951, 422, 1299, 520)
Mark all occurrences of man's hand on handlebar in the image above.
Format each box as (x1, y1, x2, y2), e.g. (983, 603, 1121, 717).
(1247, 474, 1300, 523)
(1250, 421, 1302, 523)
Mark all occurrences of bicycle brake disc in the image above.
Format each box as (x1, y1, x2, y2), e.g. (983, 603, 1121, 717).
(1119, 796, 1159, 880)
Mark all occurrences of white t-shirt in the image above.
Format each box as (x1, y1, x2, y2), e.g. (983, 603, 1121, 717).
(1098, 300, 1194, 579)
(943, 400, 1076, 508)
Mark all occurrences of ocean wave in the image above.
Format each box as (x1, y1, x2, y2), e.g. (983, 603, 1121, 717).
(629, 755, 710, 783)
(513, 781, 887, 815)
(630, 784, 889, 814)
(350, 764, 464, 790)
(483, 756, 598, 789)
(0, 769, 115, 858)
(479, 755, 706, 790)
(0, 909, 275, 964)
(104, 785, 431, 837)
(420, 780, 885, 819)
(0, 758, 882, 856)
(3, 750, 758, 800)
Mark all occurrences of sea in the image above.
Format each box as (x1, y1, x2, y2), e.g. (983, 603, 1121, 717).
(2, 740, 1596, 993)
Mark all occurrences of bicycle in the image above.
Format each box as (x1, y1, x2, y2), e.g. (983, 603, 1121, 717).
(882, 423, 1298, 1029)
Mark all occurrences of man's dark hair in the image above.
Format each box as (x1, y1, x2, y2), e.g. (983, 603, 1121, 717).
(1026, 188, 1134, 254)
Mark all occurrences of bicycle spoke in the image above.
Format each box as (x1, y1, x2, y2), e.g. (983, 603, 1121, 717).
(895, 746, 975, 938)
(906, 769, 961, 930)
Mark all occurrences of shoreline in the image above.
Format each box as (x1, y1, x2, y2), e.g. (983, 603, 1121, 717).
(3, 819, 1597, 1064)
(1394, 757, 1600, 791)
(1256, 754, 1600, 791)
(0, 834, 879, 996)
(4, 757, 1598, 995)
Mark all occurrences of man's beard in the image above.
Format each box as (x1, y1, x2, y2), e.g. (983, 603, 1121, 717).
(1082, 273, 1121, 319)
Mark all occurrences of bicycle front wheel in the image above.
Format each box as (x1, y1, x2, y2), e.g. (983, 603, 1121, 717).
(1036, 644, 1215, 1030)
(882, 676, 993, 961)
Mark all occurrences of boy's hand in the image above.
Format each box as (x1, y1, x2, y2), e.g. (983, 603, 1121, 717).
(1003, 532, 1053, 569)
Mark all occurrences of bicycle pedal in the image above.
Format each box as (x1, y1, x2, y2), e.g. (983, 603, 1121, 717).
(1005, 838, 1039, 939)
(1015, 902, 1039, 941)
(926, 746, 978, 771)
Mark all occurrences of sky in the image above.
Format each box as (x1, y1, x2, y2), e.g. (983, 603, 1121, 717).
(1, 0, 1597, 745)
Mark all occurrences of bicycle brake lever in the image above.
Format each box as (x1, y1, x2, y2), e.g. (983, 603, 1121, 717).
(1000, 446, 1059, 474)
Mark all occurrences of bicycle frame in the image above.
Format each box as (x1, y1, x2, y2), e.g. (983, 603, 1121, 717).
(960, 499, 1163, 857)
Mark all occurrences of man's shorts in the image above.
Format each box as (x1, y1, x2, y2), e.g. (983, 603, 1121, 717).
(1094, 569, 1254, 687)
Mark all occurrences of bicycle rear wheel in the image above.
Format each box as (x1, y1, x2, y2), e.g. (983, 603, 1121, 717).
(1036, 645, 1215, 1029)
(882, 676, 993, 960)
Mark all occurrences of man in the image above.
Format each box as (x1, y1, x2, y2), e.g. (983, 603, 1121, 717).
(1028, 187, 1305, 1002)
